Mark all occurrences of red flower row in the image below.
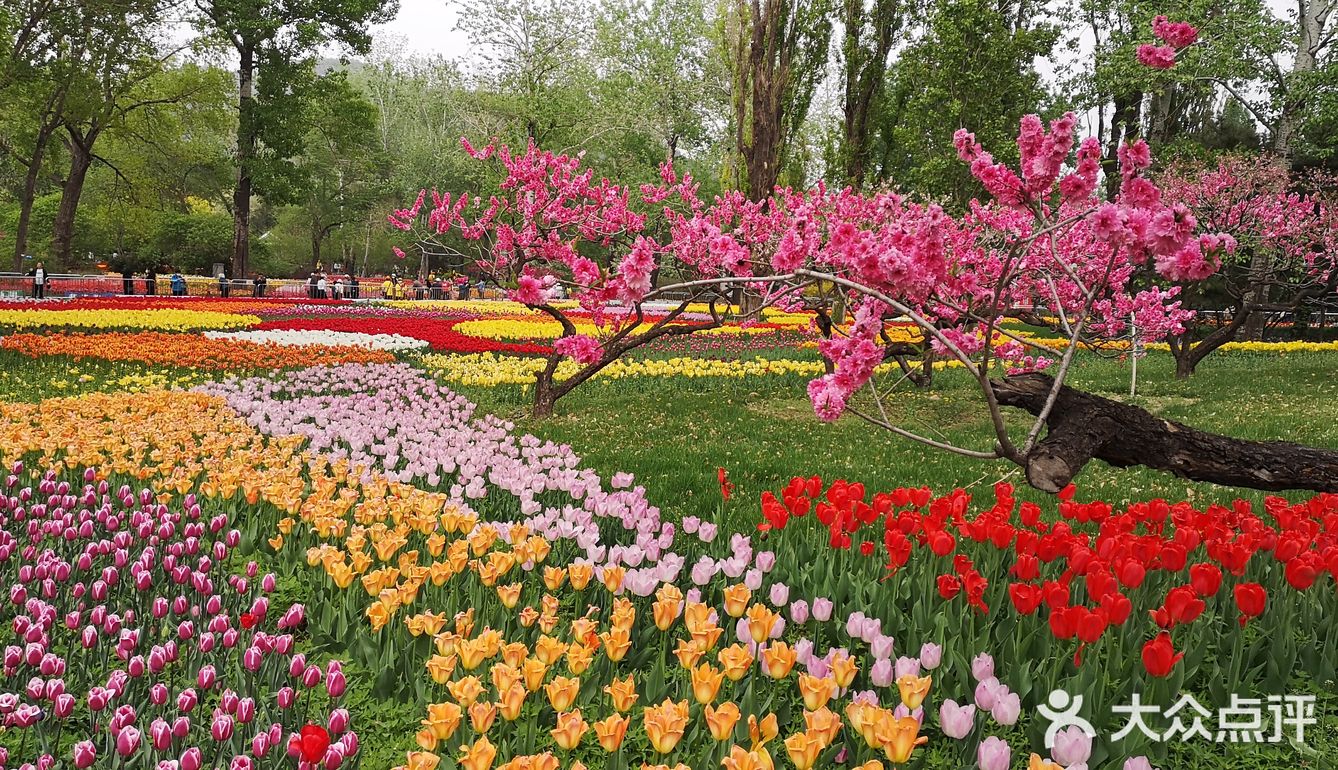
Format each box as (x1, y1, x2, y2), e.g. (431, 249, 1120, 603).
(761, 476, 1338, 677)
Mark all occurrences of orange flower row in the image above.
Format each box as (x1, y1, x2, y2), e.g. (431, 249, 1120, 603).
(1, 331, 395, 370)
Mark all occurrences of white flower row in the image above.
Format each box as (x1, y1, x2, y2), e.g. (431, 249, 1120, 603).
(204, 329, 429, 351)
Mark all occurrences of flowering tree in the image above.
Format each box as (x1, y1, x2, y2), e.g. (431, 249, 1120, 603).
(1158, 155, 1336, 376)
(389, 140, 812, 418)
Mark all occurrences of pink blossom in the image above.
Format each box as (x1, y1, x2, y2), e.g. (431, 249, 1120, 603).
(1137, 44, 1177, 69)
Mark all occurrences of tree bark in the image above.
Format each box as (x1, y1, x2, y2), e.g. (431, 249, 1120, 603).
(231, 43, 256, 278)
(994, 372, 1338, 493)
(51, 130, 97, 264)
(12, 141, 47, 270)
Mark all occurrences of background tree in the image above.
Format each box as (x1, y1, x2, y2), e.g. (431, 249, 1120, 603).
(723, 0, 834, 199)
(874, 0, 1057, 207)
(295, 74, 387, 272)
(837, 0, 908, 187)
(194, 0, 397, 278)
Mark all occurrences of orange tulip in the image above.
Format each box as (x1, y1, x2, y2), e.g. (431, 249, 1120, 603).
(521, 657, 548, 692)
(567, 642, 595, 675)
(600, 626, 632, 662)
(721, 745, 773, 770)
(601, 565, 626, 593)
(567, 563, 594, 590)
(747, 713, 778, 748)
(544, 675, 580, 711)
(405, 751, 442, 770)
(722, 584, 751, 617)
(457, 737, 497, 770)
(457, 638, 490, 671)
(717, 644, 754, 681)
(469, 701, 498, 733)
(895, 675, 932, 710)
(674, 638, 707, 670)
(550, 709, 588, 750)
(760, 642, 797, 679)
(426, 654, 457, 685)
(1028, 755, 1064, 770)
(653, 597, 682, 631)
(683, 602, 715, 635)
(542, 566, 567, 591)
(446, 676, 485, 707)
(797, 674, 838, 711)
(605, 675, 639, 712)
(593, 713, 631, 751)
(497, 682, 527, 721)
(518, 607, 539, 628)
(704, 701, 741, 741)
(745, 604, 779, 644)
(534, 635, 568, 665)
(415, 728, 438, 751)
(830, 652, 858, 689)
(879, 717, 927, 764)
(642, 699, 689, 754)
(783, 731, 825, 770)
(501, 642, 528, 668)
(690, 662, 725, 704)
(423, 702, 462, 741)
(496, 583, 521, 609)
(802, 707, 842, 746)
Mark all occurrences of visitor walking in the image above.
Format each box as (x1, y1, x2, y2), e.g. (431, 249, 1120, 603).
(122, 268, 134, 295)
(348, 274, 359, 299)
(30, 262, 46, 299)
(333, 277, 344, 300)
(317, 273, 328, 299)
(218, 271, 230, 298)
(170, 271, 186, 296)
(145, 269, 157, 297)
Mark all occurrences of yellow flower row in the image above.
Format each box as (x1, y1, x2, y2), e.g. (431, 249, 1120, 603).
(0, 308, 260, 332)
(376, 300, 580, 314)
(419, 353, 850, 387)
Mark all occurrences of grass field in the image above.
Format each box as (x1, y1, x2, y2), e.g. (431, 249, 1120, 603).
(448, 350, 1338, 529)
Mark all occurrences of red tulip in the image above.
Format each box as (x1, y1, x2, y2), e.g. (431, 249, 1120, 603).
(1284, 557, 1318, 591)
(928, 530, 956, 557)
(1008, 583, 1042, 615)
(299, 724, 330, 763)
(1141, 632, 1183, 677)
(1233, 583, 1267, 625)
(1188, 563, 1221, 597)
(936, 574, 961, 600)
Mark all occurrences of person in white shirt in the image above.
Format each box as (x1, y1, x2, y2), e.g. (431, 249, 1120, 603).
(31, 262, 46, 299)
(317, 274, 328, 299)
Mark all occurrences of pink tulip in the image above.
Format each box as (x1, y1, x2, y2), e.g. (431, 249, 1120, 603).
(180, 747, 203, 770)
(211, 714, 234, 741)
(811, 597, 833, 622)
(251, 731, 272, 758)
(72, 741, 96, 769)
(939, 699, 976, 739)
(990, 691, 1021, 726)
(326, 669, 346, 698)
(116, 726, 142, 756)
(971, 652, 994, 681)
(302, 664, 322, 688)
(151, 718, 173, 750)
(53, 693, 75, 718)
(919, 642, 943, 670)
(328, 708, 350, 734)
(172, 716, 191, 738)
(237, 697, 256, 724)
(197, 664, 216, 690)
(1052, 725, 1093, 766)
(150, 683, 168, 705)
(276, 687, 295, 709)
(177, 688, 198, 713)
(978, 736, 1010, 770)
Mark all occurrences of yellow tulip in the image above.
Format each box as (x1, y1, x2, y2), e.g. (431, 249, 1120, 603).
(784, 731, 825, 770)
(446, 676, 484, 707)
(469, 701, 498, 733)
(457, 737, 497, 770)
(879, 717, 927, 764)
(797, 674, 837, 711)
(830, 651, 858, 689)
(895, 674, 932, 710)
(496, 583, 521, 609)
(745, 603, 779, 644)
(760, 642, 798, 679)
(717, 644, 754, 681)
(567, 563, 594, 590)
(497, 682, 526, 721)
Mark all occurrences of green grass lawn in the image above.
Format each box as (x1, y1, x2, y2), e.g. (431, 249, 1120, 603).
(446, 350, 1338, 528)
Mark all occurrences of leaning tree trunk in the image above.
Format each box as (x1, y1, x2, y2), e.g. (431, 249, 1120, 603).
(994, 373, 1338, 493)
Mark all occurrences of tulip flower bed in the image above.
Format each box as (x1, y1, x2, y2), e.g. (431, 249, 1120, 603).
(0, 308, 261, 333)
(0, 462, 359, 769)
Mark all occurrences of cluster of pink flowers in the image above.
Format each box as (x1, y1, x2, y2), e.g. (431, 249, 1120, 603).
(1138, 15, 1200, 69)
(1, 463, 355, 769)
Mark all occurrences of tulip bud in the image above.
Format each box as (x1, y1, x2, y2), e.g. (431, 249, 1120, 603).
(197, 665, 216, 690)
(276, 687, 295, 709)
(180, 746, 202, 770)
(328, 708, 349, 734)
(237, 697, 256, 725)
(115, 726, 142, 757)
(172, 716, 190, 738)
(211, 714, 234, 742)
